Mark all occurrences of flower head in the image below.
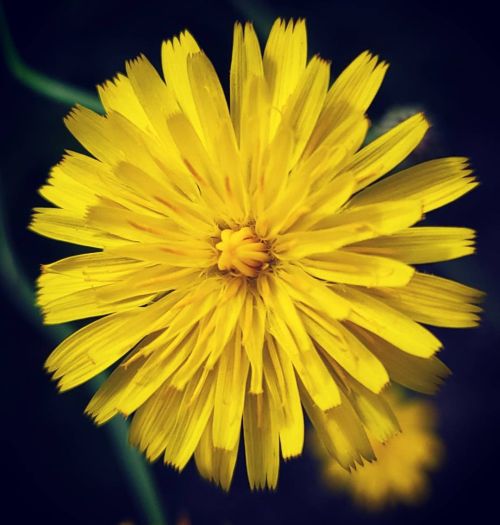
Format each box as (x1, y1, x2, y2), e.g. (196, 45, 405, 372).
(32, 18, 481, 490)
(312, 391, 443, 510)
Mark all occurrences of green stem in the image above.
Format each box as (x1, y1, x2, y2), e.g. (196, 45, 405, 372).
(0, 5, 167, 521)
(0, 186, 167, 525)
(230, 0, 275, 38)
(0, 3, 102, 112)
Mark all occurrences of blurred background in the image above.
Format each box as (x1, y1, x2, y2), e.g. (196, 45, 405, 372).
(1, 0, 499, 523)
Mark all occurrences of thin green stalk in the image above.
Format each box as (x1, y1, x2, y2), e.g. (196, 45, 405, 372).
(0, 3, 102, 112)
(230, 0, 275, 38)
(0, 5, 167, 521)
(0, 186, 167, 525)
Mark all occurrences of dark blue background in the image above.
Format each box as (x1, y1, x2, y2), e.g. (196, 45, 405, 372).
(1, 0, 499, 523)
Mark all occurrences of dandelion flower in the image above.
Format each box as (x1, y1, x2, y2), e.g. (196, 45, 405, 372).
(312, 391, 443, 510)
(31, 18, 481, 490)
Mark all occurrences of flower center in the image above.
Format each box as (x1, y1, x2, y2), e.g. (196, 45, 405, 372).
(215, 226, 270, 278)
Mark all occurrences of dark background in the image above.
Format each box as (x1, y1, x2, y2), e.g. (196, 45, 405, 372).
(1, 0, 499, 523)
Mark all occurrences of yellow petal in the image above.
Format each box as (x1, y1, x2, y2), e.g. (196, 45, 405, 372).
(266, 313, 341, 412)
(64, 105, 120, 165)
(277, 266, 351, 321)
(94, 266, 200, 302)
(45, 297, 173, 391)
(205, 280, 247, 369)
(280, 55, 330, 165)
(38, 277, 154, 324)
(65, 106, 176, 183)
(160, 278, 222, 341)
(194, 415, 240, 490)
(301, 385, 374, 470)
(29, 207, 122, 248)
(174, 50, 250, 219)
(333, 285, 442, 358)
(243, 391, 280, 489)
(263, 18, 307, 137)
(39, 252, 148, 286)
(86, 205, 175, 243)
(186, 52, 238, 166)
(368, 272, 483, 328)
(239, 73, 272, 192)
(309, 198, 423, 234)
(113, 327, 202, 418)
(302, 315, 389, 393)
(343, 113, 429, 191)
(212, 333, 250, 450)
(305, 51, 387, 154)
(106, 242, 215, 268)
(130, 368, 215, 469)
(161, 31, 203, 138)
(85, 348, 149, 424)
(169, 279, 246, 388)
(347, 226, 476, 264)
(255, 153, 311, 237)
(253, 124, 294, 222)
(277, 200, 422, 258)
(230, 22, 264, 141)
(167, 112, 228, 214)
(263, 339, 304, 458)
(39, 153, 102, 214)
(302, 112, 368, 172)
(346, 380, 400, 443)
(40, 152, 184, 221)
(290, 172, 355, 232)
(349, 157, 477, 212)
(111, 160, 195, 209)
(85, 323, 196, 422)
(125, 54, 178, 141)
(98, 73, 150, 131)
(324, 51, 387, 127)
(240, 292, 266, 394)
(301, 251, 414, 287)
(347, 323, 450, 394)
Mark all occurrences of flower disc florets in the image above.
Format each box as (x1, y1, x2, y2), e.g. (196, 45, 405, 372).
(216, 226, 271, 277)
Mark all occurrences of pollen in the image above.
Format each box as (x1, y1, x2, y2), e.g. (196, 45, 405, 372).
(216, 226, 270, 277)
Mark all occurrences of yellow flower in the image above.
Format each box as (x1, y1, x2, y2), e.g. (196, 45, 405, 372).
(31, 18, 481, 490)
(312, 391, 443, 510)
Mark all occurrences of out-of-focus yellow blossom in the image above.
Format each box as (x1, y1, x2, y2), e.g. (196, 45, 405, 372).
(313, 392, 443, 510)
